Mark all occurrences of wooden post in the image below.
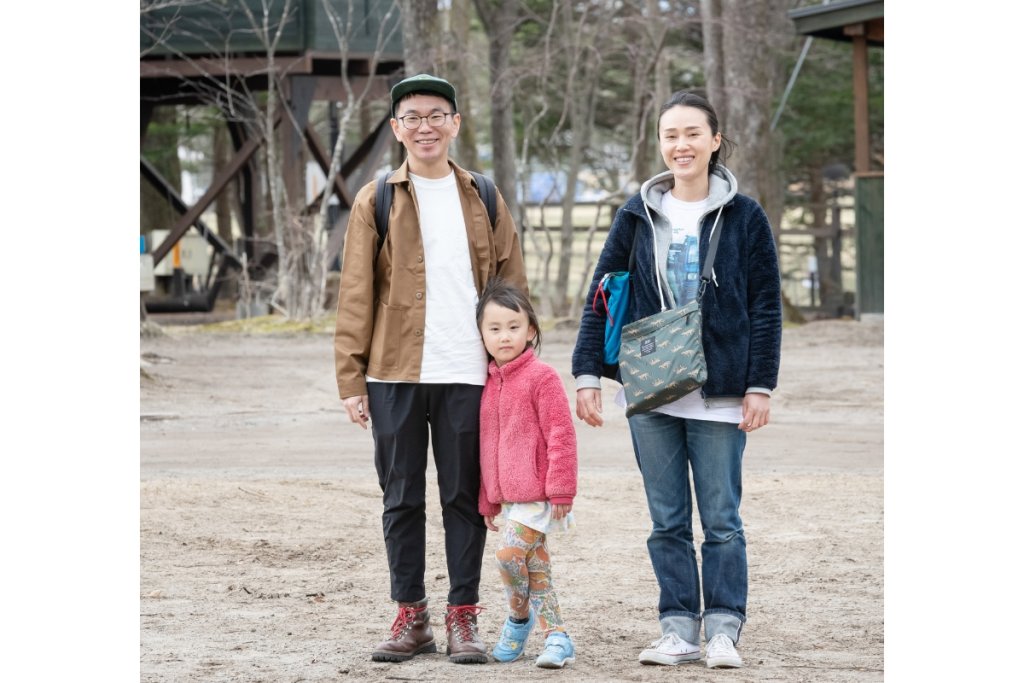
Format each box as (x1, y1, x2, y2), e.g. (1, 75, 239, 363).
(846, 23, 871, 174)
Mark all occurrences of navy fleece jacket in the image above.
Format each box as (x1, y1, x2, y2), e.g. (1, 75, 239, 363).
(572, 165, 782, 402)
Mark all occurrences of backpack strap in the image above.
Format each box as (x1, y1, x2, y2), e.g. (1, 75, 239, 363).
(374, 169, 395, 251)
(374, 168, 497, 254)
(468, 170, 497, 230)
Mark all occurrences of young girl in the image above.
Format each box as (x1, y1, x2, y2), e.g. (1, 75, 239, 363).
(475, 278, 578, 669)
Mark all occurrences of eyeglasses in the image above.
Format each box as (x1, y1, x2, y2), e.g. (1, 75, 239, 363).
(395, 112, 454, 129)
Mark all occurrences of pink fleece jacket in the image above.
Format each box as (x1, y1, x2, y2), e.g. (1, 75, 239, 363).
(478, 348, 578, 517)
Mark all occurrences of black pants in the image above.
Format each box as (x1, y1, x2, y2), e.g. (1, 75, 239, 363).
(367, 382, 486, 605)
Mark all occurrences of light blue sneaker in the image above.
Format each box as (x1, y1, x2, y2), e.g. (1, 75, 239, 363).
(491, 610, 536, 663)
(535, 631, 575, 669)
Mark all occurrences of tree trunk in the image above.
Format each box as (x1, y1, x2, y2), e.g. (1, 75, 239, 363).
(473, 0, 522, 229)
(716, 0, 792, 240)
(809, 172, 844, 316)
(400, 0, 440, 74)
(212, 121, 235, 245)
(700, 0, 726, 129)
(140, 107, 182, 237)
(447, 0, 480, 171)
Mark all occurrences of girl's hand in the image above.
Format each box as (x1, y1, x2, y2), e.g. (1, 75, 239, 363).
(576, 388, 603, 427)
(551, 503, 572, 520)
(484, 515, 499, 531)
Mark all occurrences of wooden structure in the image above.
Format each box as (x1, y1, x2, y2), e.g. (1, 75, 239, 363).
(140, 0, 404, 311)
(789, 0, 884, 316)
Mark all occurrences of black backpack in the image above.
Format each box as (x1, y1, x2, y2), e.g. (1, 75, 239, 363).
(373, 168, 498, 251)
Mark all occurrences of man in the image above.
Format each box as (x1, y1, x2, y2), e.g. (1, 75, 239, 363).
(333, 73, 527, 664)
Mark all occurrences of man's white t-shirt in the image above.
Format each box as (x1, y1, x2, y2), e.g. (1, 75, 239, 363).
(614, 192, 743, 423)
(367, 171, 487, 386)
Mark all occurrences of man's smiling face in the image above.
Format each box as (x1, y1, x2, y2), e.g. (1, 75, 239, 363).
(390, 94, 461, 177)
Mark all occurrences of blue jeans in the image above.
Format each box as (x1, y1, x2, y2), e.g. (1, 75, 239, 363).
(628, 411, 747, 644)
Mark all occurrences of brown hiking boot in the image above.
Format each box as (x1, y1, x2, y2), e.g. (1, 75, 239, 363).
(445, 604, 488, 664)
(370, 599, 437, 662)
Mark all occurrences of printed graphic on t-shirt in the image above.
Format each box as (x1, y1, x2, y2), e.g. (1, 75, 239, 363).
(667, 236, 700, 305)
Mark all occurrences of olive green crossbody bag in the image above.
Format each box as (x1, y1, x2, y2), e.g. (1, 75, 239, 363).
(619, 207, 724, 417)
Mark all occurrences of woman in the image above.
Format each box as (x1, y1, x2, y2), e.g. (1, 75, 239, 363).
(571, 91, 781, 669)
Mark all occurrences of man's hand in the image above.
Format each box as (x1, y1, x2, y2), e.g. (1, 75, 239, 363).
(343, 395, 370, 429)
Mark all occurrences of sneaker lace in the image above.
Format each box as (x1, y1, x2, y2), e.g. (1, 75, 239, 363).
(707, 634, 733, 656)
(445, 604, 484, 643)
(389, 603, 426, 640)
(650, 632, 683, 650)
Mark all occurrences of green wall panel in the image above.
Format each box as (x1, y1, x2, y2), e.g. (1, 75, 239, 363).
(855, 175, 884, 315)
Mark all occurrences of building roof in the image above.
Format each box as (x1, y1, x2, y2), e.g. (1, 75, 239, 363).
(788, 0, 883, 46)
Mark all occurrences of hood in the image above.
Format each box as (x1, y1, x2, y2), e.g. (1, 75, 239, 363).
(637, 164, 738, 310)
(639, 164, 739, 216)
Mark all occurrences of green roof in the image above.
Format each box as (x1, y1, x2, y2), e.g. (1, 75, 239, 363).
(140, 0, 402, 58)
(788, 0, 883, 46)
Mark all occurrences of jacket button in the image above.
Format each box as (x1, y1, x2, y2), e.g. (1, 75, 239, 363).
(417, 255, 423, 262)
(415, 329, 422, 336)
(415, 292, 423, 300)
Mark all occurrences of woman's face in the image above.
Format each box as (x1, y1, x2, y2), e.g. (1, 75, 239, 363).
(658, 105, 722, 186)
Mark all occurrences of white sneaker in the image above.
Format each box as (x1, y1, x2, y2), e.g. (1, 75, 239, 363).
(705, 633, 743, 668)
(638, 633, 701, 665)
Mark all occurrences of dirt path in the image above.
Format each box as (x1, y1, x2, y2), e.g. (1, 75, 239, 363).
(141, 317, 883, 682)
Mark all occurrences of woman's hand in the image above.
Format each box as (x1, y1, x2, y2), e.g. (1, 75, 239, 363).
(484, 515, 499, 532)
(551, 503, 572, 520)
(740, 393, 770, 432)
(576, 388, 603, 427)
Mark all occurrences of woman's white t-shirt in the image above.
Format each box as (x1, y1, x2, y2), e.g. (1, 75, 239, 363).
(613, 192, 743, 424)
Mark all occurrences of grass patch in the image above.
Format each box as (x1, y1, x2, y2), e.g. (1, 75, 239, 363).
(195, 315, 334, 335)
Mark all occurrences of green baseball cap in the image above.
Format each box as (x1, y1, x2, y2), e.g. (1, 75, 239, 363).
(390, 73, 458, 116)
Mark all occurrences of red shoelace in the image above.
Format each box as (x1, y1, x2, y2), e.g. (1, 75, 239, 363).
(444, 604, 484, 642)
(389, 603, 428, 640)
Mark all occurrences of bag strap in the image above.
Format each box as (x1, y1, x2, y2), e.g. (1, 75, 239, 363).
(374, 169, 395, 251)
(468, 170, 498, 229)
(591, 224, 641, 323)
(374, 168, 497, 253)
(696, 206, 725, 302)
(628, 222, 639, 272)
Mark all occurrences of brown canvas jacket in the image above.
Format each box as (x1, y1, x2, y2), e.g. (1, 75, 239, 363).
(333, 159, 527, 399)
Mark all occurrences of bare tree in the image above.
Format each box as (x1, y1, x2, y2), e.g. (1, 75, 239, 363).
(472, 0, 526, 232)
(710, 0, 795, 238)
(141, 0, 401, 320)
(444, 0, 481, 170)
(399, 0, 440, 74)
(307, 0, 401, 316)
(700, 0, 726, 130)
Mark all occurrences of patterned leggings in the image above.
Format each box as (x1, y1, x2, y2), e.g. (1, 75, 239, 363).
(495, 521, 565, 635)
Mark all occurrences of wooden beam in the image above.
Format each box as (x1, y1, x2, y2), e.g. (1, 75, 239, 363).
(283, 75, 315, 207)
(140, 156, 241, 268)
(151, 114, 281, 267)
(140, 54, 313, 79)
(303, 123, 355, 209)
(225, 119, 257, 253)
(850, 30, 871, 174)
